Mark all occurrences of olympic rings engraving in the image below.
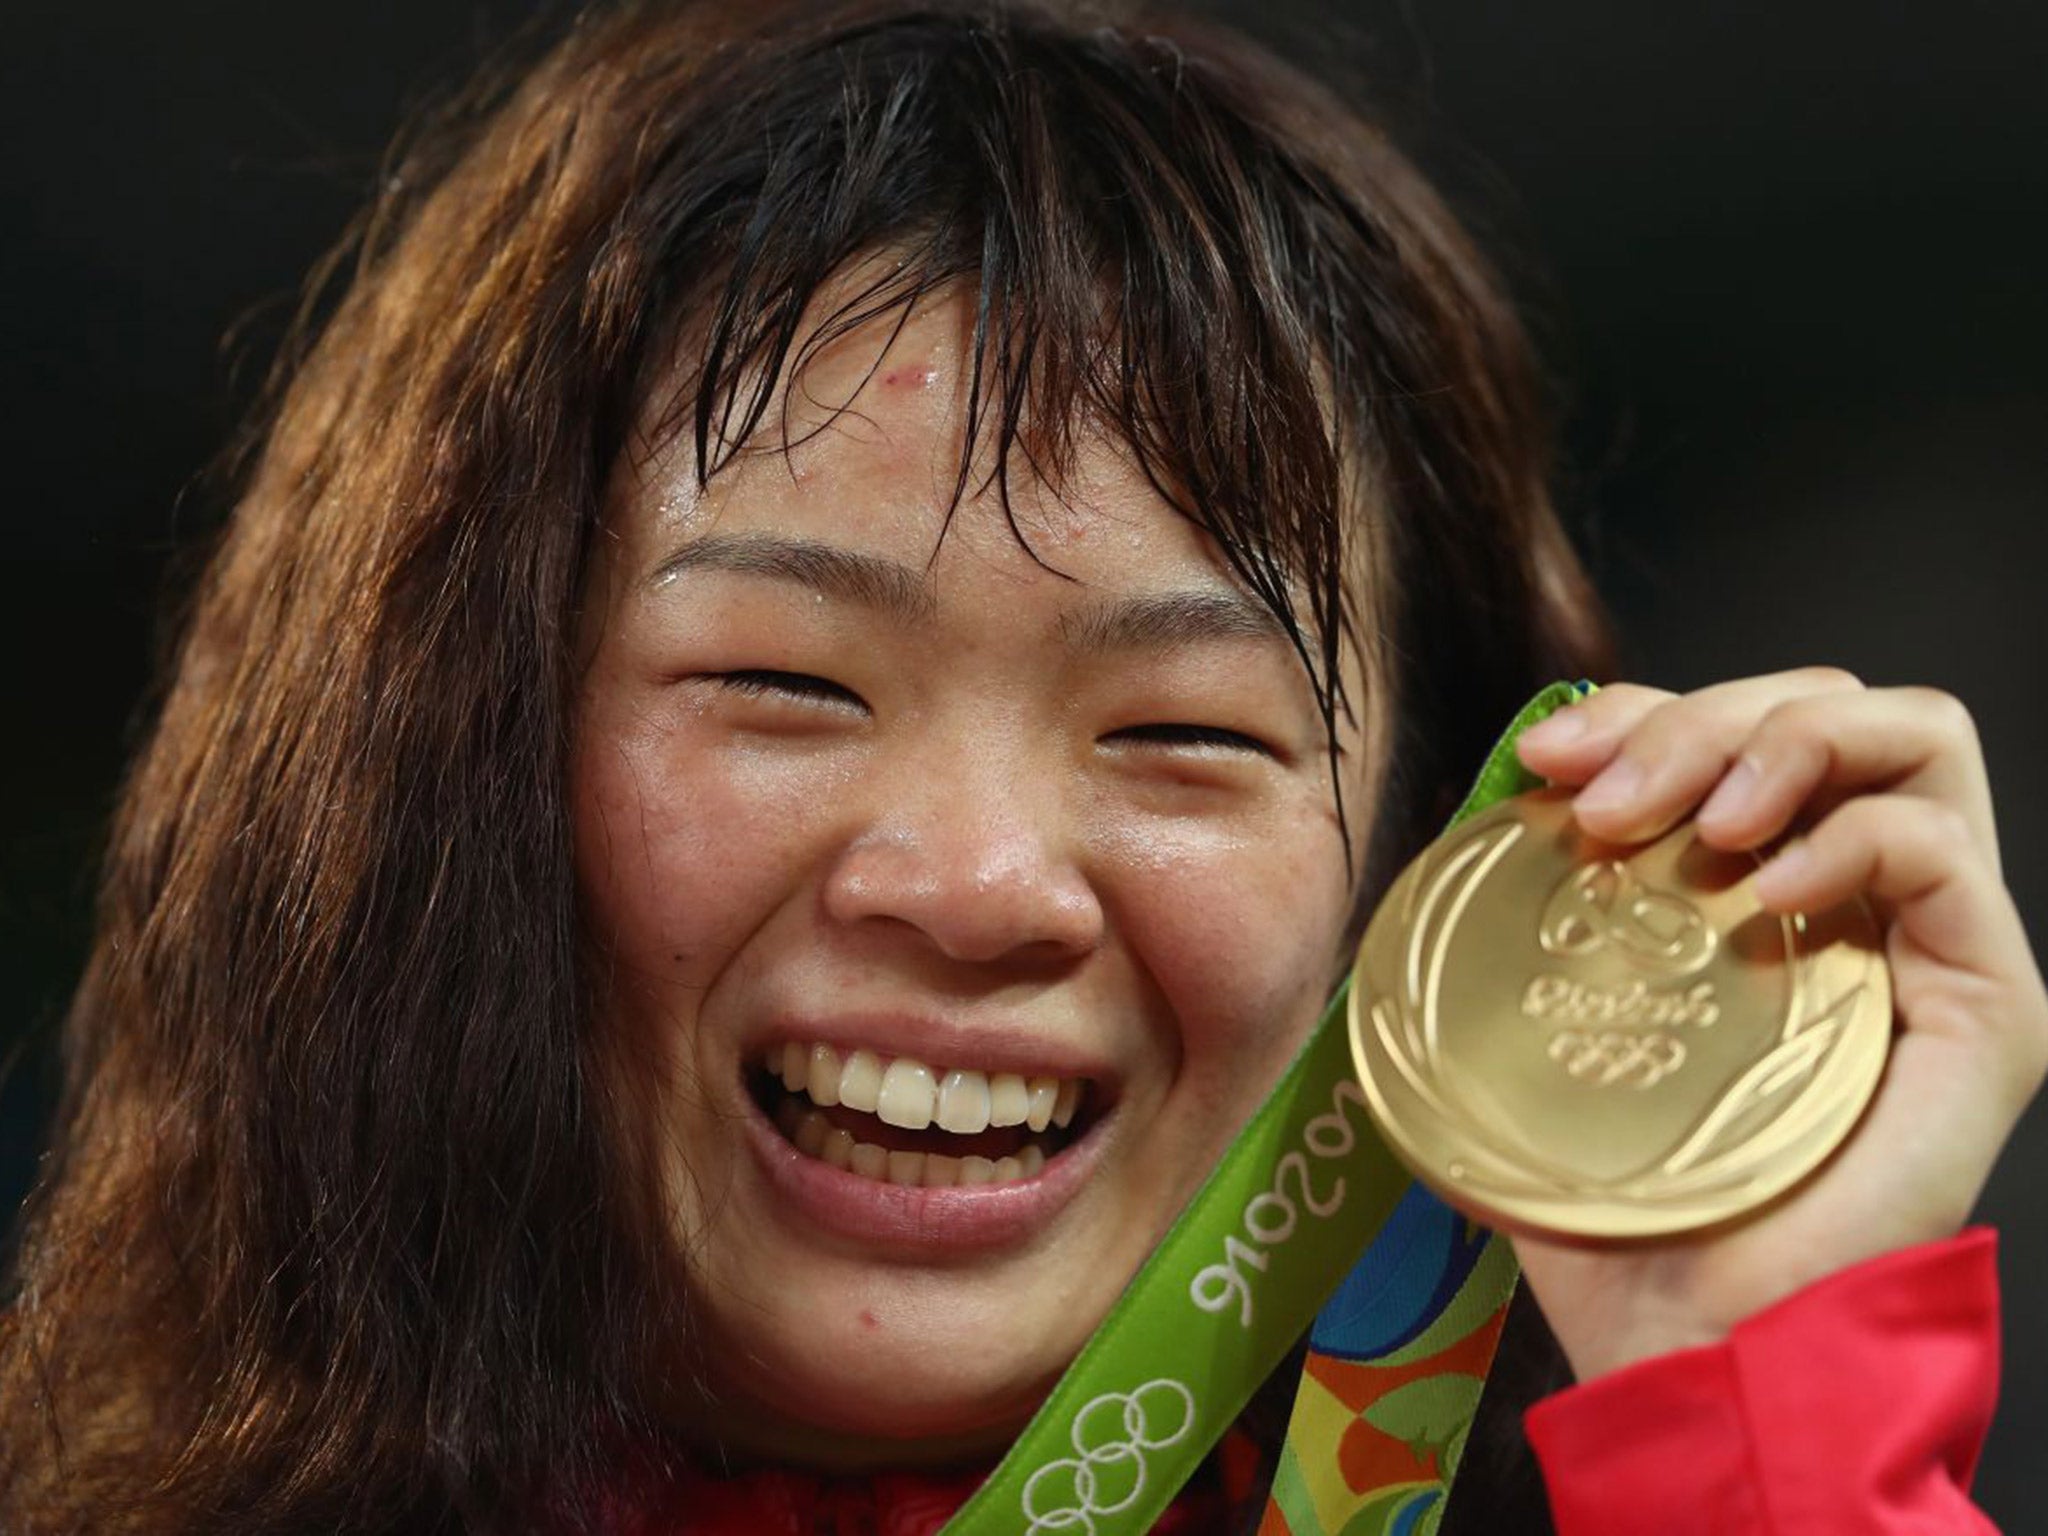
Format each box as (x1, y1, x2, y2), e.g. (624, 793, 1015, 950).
(1020, 1378, 1197, 1534)
(1546, 1026, 1687, 1088)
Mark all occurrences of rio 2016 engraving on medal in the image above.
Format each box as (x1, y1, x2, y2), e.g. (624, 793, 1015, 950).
(1348, 788, 1892, 1239)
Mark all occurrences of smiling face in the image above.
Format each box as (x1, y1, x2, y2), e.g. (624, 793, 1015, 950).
(571, 286, 1377, 1466)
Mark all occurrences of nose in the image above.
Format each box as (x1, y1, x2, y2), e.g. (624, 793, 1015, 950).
(821, 750, 1105, 966)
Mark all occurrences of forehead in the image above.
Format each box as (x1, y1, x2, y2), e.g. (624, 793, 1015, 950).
(608, 283, 1241, 592)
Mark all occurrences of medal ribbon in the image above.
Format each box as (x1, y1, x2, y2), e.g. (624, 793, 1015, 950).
(938, 681, 1589, 1536)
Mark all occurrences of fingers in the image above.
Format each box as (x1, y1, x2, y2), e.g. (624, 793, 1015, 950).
(1754, 793, 2018, 983)
(1517, 672, 1998, 870)
(1755, 792, 2048, 1102)
(1697, 686, 1997, 866)
(1516, 668, 1862, 838)
(1514, 681, 1679, 777)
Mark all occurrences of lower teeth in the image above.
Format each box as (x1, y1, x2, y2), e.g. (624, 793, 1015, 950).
(777, 1102, 1048, 1187)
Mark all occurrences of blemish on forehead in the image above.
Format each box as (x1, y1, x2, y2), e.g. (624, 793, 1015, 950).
(878, 363, 938, 392)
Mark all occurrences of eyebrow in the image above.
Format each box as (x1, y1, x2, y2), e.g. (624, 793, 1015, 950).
(647, 532, 937, 626)
(1056, 589, 1287, 653)
(646, 531, 1285, 652)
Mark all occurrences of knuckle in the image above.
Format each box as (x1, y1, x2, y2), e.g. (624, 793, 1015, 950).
(1609, 690, 1685, 751)
(1790, 664, 1864, 692)
(1600, 682, 1678, 706)
(1590, 682, 1678, 724)
(2023, 1027, 2048, 1097)
(1818, 793, 1938, 855)
(1899, 685, 1979, 747)
(1754, 694, 1833, 749)
(2004, 992, 2048, 1099)
(1893, 797, 1971, 855)
(1825, 795, 1889, 843)
(1927, 799, 1974, 848)
(2019, 1020, 2048, 1091)
(1690, 672, 1851, 752)
(1597, 692, 1679, 745)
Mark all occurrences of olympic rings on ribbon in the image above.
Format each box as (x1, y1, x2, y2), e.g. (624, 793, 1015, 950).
(1020, 1378, 1197, 1534)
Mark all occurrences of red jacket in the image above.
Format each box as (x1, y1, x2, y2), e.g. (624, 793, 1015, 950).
(618, 1230, 2001, 1534)
(1527, 1228, 2001, 1535)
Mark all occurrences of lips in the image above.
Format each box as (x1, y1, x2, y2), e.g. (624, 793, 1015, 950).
(740, 1031, 1115, 1251)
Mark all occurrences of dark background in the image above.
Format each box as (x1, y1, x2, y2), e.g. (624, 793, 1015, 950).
(4, 0, 2043, 1523)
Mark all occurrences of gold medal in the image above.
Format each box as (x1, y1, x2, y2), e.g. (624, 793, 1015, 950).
(1348, 788, 1892, 1239)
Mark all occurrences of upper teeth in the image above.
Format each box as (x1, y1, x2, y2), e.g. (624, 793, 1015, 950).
(771, 1042, 1083, 1134)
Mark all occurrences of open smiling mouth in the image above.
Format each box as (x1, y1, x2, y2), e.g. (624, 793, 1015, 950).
(748, 1043, 1097, 1189)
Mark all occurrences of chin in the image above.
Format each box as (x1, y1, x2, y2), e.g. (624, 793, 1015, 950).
(698, 1290, 1072, 1463)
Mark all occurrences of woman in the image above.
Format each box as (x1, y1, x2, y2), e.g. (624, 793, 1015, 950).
(2, 1, 2039, 1531)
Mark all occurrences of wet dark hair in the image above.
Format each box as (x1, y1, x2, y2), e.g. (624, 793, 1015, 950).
(0, 1, 1607, 1530)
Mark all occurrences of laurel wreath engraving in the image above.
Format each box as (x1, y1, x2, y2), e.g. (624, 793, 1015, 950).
(1369, 820, 1868, 1212)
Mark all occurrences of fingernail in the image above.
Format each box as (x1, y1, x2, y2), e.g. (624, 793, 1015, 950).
(1574, 758, 1643, 815)
(1700, 756, 1761, 826)
(1754, 841, 1811, 902)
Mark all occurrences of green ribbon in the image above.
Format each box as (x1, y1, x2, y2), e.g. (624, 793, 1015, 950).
(939, 681, 1588, 1535)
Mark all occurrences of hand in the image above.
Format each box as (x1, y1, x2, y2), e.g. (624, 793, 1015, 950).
(1506, 668, 2048, 1381)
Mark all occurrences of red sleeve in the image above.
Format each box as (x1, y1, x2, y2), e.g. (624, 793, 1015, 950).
(1523, 1228, 2002, 1535)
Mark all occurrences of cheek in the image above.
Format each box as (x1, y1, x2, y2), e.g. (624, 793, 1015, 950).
(570, 706, 841, 993)
(1102, 808, 1352, 1093)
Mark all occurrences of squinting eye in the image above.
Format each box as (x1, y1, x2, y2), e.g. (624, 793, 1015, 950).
(713, 670, 865, 709)
(1108, 723, 1276, 757)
